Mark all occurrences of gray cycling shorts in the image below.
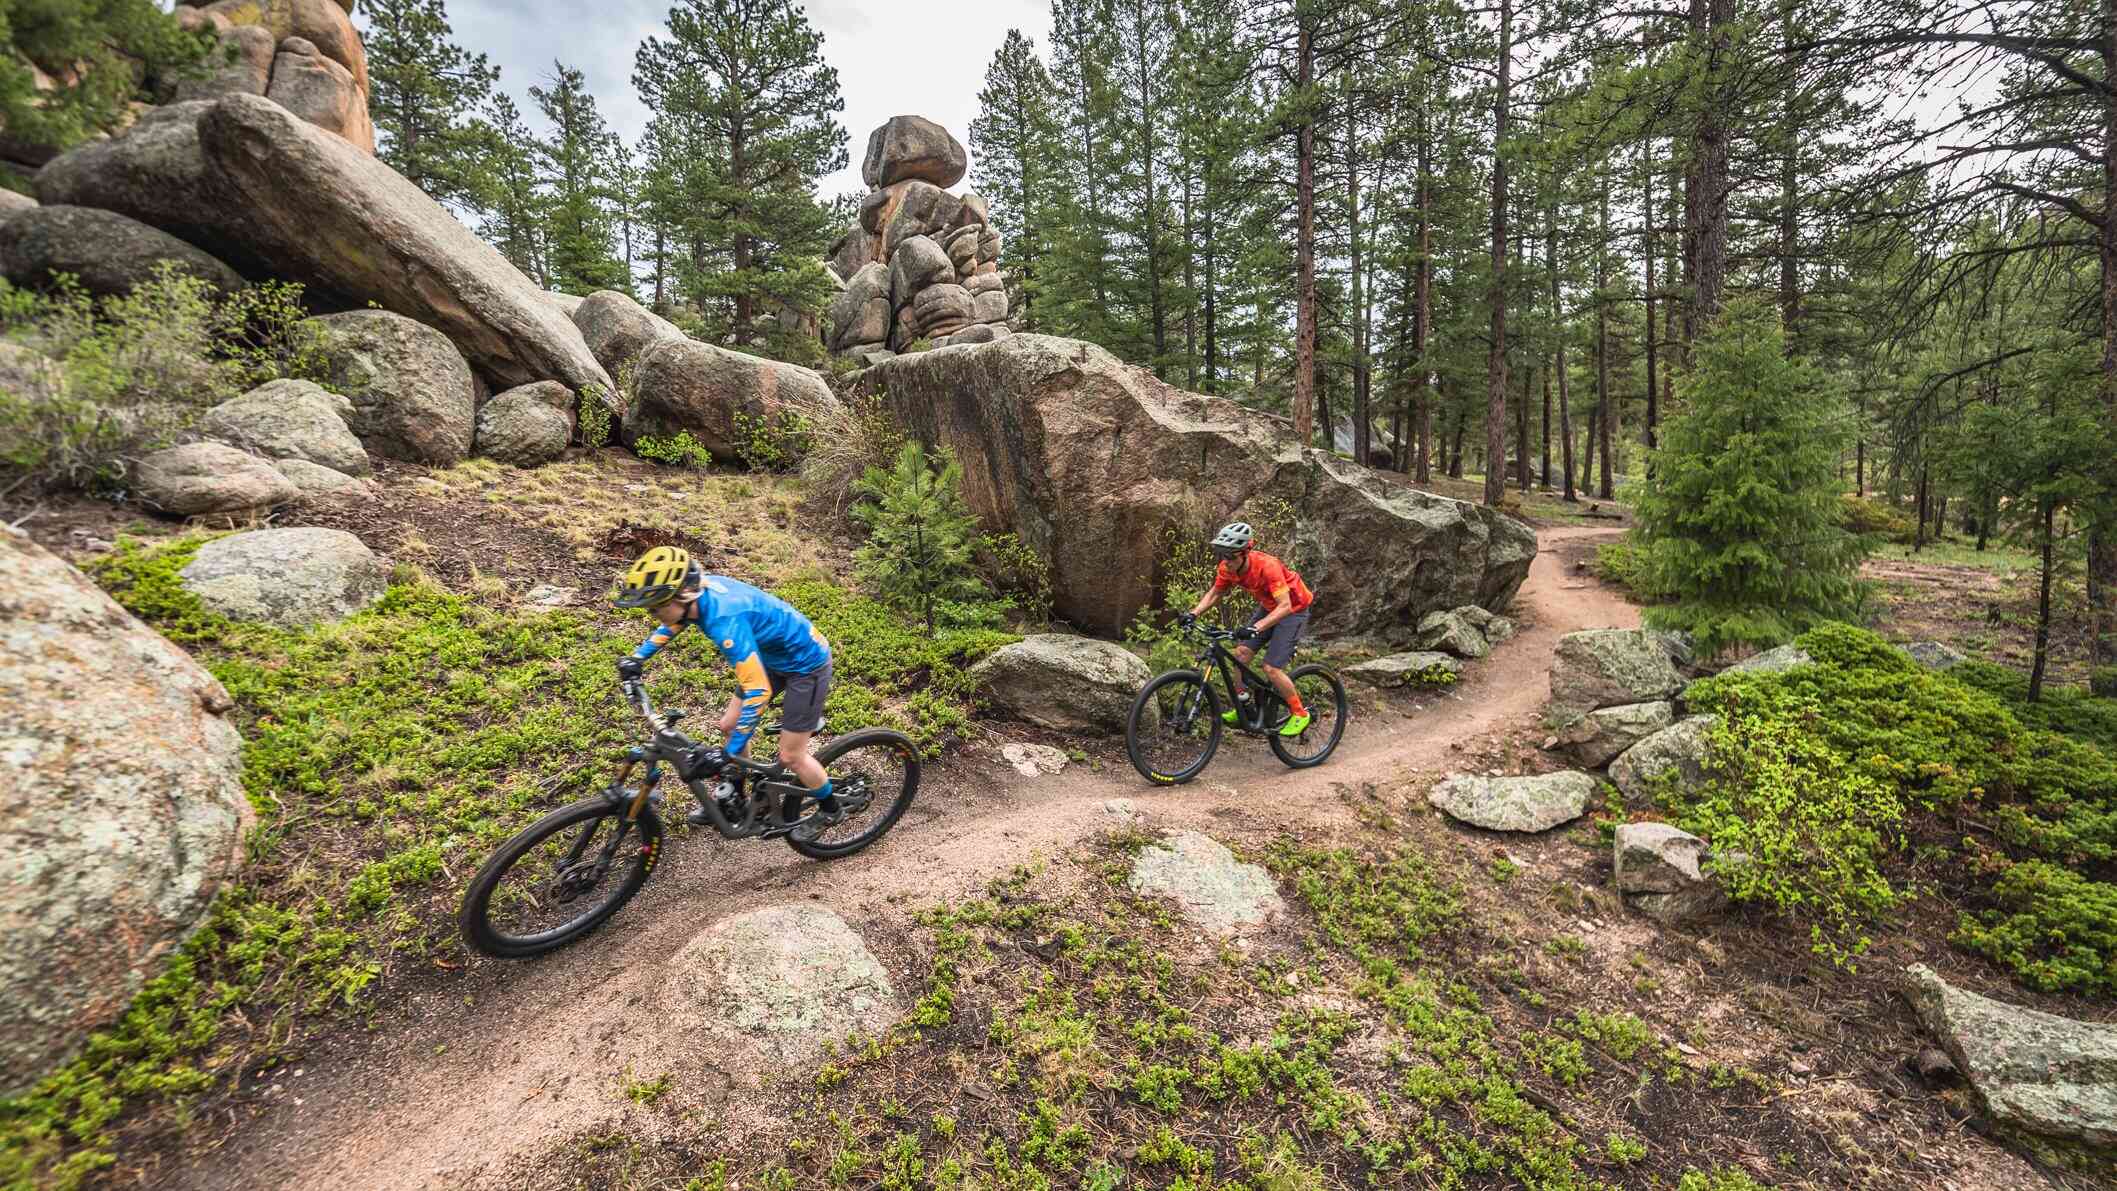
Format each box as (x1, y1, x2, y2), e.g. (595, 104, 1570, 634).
(1245, 611, 1310, 670)
(768, 659, 833, 734)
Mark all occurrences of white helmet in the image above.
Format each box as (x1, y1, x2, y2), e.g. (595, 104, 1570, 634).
(1210, 522, 1254, 556)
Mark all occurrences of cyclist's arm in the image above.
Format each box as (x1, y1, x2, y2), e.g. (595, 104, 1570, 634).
(633, 620, 683, 662)
(1190, 569, 1232, 617)
(712, 619, 771, 755)
(1253, 589, 1296, 632)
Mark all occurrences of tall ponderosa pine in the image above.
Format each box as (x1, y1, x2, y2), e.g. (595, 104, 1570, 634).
(529, 62, 627, 295)
(479, 93, 546, 284)
(971, 30, 1062, 331)
(1637, 298, 1868, 655)
(364, 0, 502, 210)
(633, 0, 848, 351)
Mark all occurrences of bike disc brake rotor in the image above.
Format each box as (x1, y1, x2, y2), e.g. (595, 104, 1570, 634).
(547, 858, 606, 904)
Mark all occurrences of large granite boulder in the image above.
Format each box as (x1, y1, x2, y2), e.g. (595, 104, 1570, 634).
(32, 104, 269, 275)
(826, 262, 891, 354)
(1427, 771, 1598, 833)
(178, 526, 387, 627)
(0, 205, 244, 297)
(1549, 629, 1686, 721)
(1903, 964, 2117, 1169)
(0, 190, 34, 221)
(134, 441, 299, 515)
(474, 381, 572, 468)
(621, 337, 835, 465)
(852, 336, 1536, 641)
(265, 36, 375, 154)
(199, 0, 369, 96)
(197, 378, 371, 477)
(861, 115, 968, 189)
(307, 310, 477, 465)
(0, 531, 252, 1097)
(1608, 715, 1718, 806)
(1128, 832, 1285, 936)
(571, 289, 683, 382)
(174, 21, 278, 103)
(969, 633, 1153, 735)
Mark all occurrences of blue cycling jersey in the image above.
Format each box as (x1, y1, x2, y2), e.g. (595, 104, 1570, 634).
(632, 575, 830, 753)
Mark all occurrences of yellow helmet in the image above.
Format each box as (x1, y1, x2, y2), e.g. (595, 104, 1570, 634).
(614, 546, 696, 609)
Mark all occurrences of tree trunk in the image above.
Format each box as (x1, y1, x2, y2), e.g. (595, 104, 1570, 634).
(2032, 496, 2056, 703)
(1485, 0, 1512, 507)
(1642, 145, 1659, 456)
(1348, 81, 1370, 466)
(1778, 0, 1800, 344)
(1553, 197, 1576, 504)
(1694, 0, 1733, 328)
(1293, 19, 1318, 447)
(1580, 399, 1599, 493)
(1598, 176, 1614, 499)
(2094, 0, 2117, 692)
(1414, 115, 1434, 483)
(1136, 17, 1167, 377)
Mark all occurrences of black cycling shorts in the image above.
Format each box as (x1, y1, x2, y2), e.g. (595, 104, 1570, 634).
(768, 659, 833, 734)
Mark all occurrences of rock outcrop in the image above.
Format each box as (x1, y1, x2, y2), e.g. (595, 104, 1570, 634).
(307, 309, 478, 465)
(0, 204, 244, 297)
(824, 117, 1009, 356)
(621, 336, 834, 464)
(0, 531, 252, 1098)
(265, 36, 375, 154)
(1129, 832, 1286, 936)
(1427, 771, 1599, 833)
(969, 633, 1154, 736)
(134, 441, 299, 515)
(178, 526, 388, 628)
(33, 103, 265, 275)
(852, 335, 1537, 641)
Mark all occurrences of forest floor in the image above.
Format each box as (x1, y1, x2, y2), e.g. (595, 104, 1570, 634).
(10, 459, 2099, 1191)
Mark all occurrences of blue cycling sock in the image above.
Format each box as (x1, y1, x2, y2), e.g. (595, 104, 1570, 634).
(813, 779, 836, 810)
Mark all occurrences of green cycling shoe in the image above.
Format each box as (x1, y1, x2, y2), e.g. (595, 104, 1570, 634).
(1279, 712, 1312, 737)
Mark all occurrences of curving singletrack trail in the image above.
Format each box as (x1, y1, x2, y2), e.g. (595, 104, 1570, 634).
(176, 527, 1637, 1191)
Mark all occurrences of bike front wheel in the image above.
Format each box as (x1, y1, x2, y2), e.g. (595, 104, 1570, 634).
(785, 728, 921, 860)
(1127, 669, 1223, 785)
(1268, 664, 1348, 769)
(458, 798, 664, 958)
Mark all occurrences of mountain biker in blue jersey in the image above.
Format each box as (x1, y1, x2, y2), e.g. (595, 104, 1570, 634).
(612, 546, 840, 837)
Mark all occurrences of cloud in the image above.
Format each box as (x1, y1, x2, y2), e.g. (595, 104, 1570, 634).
(385, 0, 1055, 200)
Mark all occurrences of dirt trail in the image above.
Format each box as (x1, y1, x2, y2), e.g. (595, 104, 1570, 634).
(177, 527, 1636, 1191)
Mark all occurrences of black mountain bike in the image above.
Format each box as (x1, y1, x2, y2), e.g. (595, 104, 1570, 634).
(1125, 624, 1348, 784)
(458, 678, 919, 958)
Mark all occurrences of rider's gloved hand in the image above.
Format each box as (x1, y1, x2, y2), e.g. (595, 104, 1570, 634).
(695, 746, 727, 775)
(1234, 626, 1261, 644)
(1177, 612, 1196, 629)
(616, 657, 643, 681)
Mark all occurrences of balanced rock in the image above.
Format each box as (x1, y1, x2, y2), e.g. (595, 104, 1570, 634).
(475, 381, 572, 468)
(664, 906, 894, 1066)
(1550, 700, 1674, 769)
(178, 526, 387, 628)
(1904, 964, 2117, 1168)
(1549, 628, 1685, 721)
(265, 36, 375, 154)
(622, 337, 834, 465)
(307, 309, 477, 465)
(198, 378, 370, 477)
(197, 95, 616, 400)
(0, 204, 244, 297)
(1344, 651, 1463, 688)
(1427, 771, 1598, 833)
(571, 290, 684, 382)
(853, 336, 1536, 640)
(200, 0, 369, 96)
(861, 115, 967, 189)
(1608, 715, 1718, 806)
(1613, 822, 1728, 922)
(969, 633, 1154, 736)
(0, 531, 253, 1098)
(1128, 831, 1285, 936)
(134, 441, 298, 515)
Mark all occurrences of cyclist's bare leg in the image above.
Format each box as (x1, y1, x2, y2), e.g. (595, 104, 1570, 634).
(1230, 643, 1258, 698)
(1262, 662, 1300, 708)
(777, 729, 827, 789)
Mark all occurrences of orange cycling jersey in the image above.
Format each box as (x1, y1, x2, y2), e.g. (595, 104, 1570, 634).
(1212, 550, 1313, 613)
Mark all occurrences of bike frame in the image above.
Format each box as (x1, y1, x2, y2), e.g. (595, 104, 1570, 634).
(1190, 627, 1291, 733)
(609, 679, 815, 840)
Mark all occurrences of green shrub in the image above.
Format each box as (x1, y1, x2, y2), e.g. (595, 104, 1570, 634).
(975, 531, 1053, 626)
(578, 386, 613, 448)
(733, 407, 812, 473)
(1634, 298, 1870, 655)
(801, 389, 905, 519)
(633, 430, 713, 468)
(1952, 861, 2117, 996)
(1953, 660, 2117, 754)
(852, 441, 987, 634)
(1837, 493, 1914, 544)
(1591, 538, 1666, 600)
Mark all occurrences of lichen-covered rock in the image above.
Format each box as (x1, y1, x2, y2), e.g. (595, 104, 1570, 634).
(889, 233, 955, 302)
(0, 531, 252, 1097)
(1721, 643, 1812, 676)
(1551, 701, 1674, 769)
(854, 336, 1536, 641)
(1904, 964, 2117, 1170)
(1608, 715, 1718, 806)
(1614, 822, 1729, 922)
(198, 378, 370, 476)
(1904, 640, 1968, 671)
(474, 381, 572, 468)
(1427, 771, 1598, 833)
(1343, 651, 1463, 688)
(969, 633, 1154, 735)
(663, 906, 894, 1066)
(307, 309, 477, 465)
(1128, 831, 1284, 936)
(33, 104, 263, 273)
(134, 441, 299, 515)
(178, 526, 387, 627)
(1418, 608, 1490, 658)
(1549, 629, 1686, 720)
(0, 204, 244, 297)
(622, 337, 835, 465)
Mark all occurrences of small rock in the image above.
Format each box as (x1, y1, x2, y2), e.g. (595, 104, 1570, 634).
(970, 634, 1153, 736)
(1549, 629, 1685, 720)
(664, 906, 894, 1066)
(1343, 650, 1463, 688)
(1911, 1046, 1960, 1084)
(1417, 609, 1490, 659)
(1427, 771, 1599, 833)
(1549, 700, 1675, 769)
(1000, 742, 1068, 777)
(521, 584, 576, 608)
(1101, 798, 1141, 824)
(1128, 831, 1284, 936)
(133, 441, 298, 516)
(1721, 643, 1812, 676)
(1608, 715, 1718, 807)
(1904, 640, 1968, 671)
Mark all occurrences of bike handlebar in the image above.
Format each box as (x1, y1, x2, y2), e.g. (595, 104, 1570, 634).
(619, 678, 781, 775)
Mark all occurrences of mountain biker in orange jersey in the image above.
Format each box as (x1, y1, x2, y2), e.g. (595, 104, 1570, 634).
(1178, 522, 1314, 736)
(612, 546, 841, 838)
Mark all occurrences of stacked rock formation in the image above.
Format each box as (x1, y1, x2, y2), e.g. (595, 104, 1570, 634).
(173, 0, 375, 155)
(825, 116, 1010, 360)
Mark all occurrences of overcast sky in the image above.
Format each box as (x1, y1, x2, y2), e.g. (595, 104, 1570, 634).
(398, 0, 1057, 202)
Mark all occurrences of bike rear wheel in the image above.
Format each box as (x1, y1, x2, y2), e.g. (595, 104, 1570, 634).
(459, 798, 663, 958)
(1128, 670, 1223, 785)
(1268, 664, 1348, 768)
(785, 728, 920, 860)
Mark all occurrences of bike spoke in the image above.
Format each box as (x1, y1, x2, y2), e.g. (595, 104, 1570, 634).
(482, 812, 642, 944)
(1275, 670, 1345, 764)
(1132, 675, 1217, 781)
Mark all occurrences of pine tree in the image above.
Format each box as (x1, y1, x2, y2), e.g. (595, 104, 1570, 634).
(970, 30, 1062, 330)
(0, 0, 207, 162)
(1042, 0, 1122, 347)
(1637, 298, 1868, 655)
(852, 442, 986, 636)
(479, 93, 546, 285)
(364, 0, 502, 210)
(529, 62, 627, 295)
(633, 0, 848, 352)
